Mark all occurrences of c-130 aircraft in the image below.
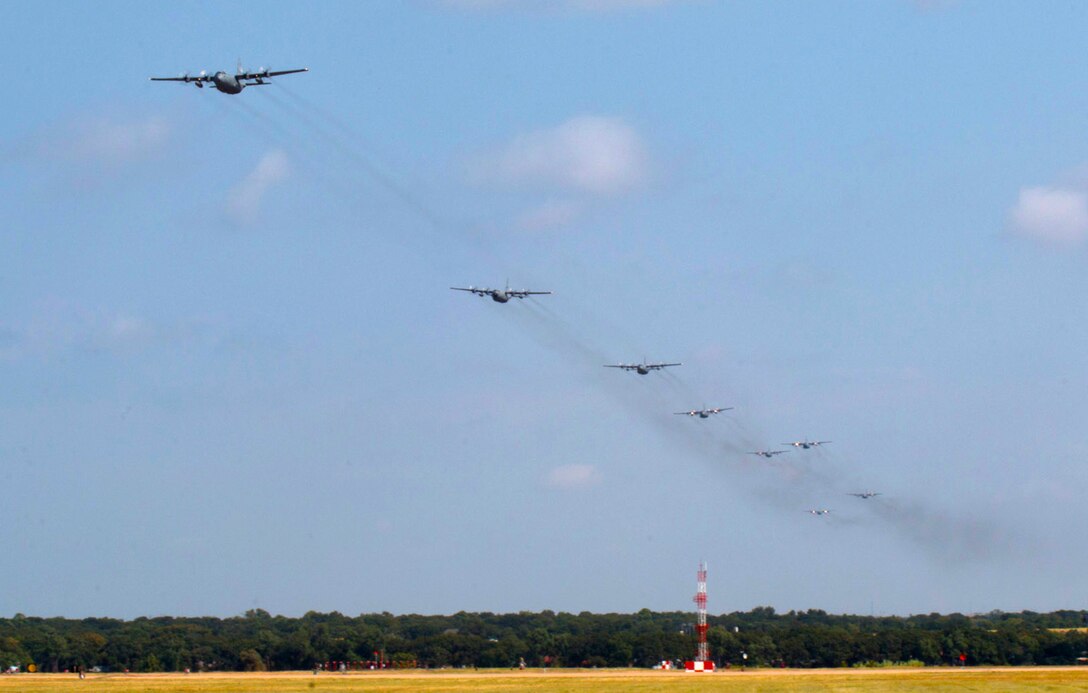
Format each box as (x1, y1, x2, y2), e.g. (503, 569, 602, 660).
(450, 282, 551, 303)
(603, 360, 681, 375)
(150, 62, 308, 94)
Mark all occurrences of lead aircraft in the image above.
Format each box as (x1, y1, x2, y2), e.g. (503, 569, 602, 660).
(603, 360, 681, 375)
(151, 63, 308, 94)
(450, 282, 551, 303)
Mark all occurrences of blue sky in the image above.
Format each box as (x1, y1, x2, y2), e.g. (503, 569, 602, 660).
(3, 0, 1088, 619)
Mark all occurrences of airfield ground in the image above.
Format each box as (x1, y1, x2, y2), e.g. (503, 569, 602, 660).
(2, 667, 1088, 692)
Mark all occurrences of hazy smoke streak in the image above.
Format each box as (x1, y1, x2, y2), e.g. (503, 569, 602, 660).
(869, 497, 1013, 564)
(222, 96, 343, 199)
(262, 85, 453, 235)
(225, 82, 1021, 567)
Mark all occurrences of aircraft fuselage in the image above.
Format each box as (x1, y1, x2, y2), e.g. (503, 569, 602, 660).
(213, 72, 244, 94)
(490, 291, 510, 303)
(636, 366, 650, 374)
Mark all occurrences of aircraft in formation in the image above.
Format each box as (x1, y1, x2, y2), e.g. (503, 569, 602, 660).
(674, 406, 732, 418)
(150, 64, 309, 94)
(783, 439, 831, 449)
(449, 283, 552, 303)
(603, 360, 681, 375)
(150, 66, 881, 522)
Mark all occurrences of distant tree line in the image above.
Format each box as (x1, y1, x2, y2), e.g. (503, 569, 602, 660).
(2, 608, 1087, 672)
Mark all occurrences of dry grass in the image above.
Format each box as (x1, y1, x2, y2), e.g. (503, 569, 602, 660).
(2, 667, 1088, 692)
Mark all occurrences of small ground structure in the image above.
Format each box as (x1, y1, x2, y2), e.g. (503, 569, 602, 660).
(684, 561, 714, 672)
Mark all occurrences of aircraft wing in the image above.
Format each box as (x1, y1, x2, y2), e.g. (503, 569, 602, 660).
(603, 364, 633, 370)
(450, 286, 487, 294)
(150, 74, 213, 83)
(648, 362, 681, 369)
(238, 67, 309, 80)
(508, 290, 552, 298)
(674, 411, 695, 416)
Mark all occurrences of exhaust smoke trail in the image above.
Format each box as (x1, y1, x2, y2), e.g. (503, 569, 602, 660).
(260, 84, 460, 239)
(225, 82, 1026, 567)
(868, 496, 1016, 564)
(221, 96, 364, 210)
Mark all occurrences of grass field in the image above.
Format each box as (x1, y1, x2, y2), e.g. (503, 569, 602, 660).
(2, 668, 1088, 693)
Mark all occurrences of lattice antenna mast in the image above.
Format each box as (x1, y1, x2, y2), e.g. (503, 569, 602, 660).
(693, 560, 709, 662)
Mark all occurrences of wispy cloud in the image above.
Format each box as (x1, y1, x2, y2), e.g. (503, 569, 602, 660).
(515, 199, 582, 232)
(25, 113, 172, 169)
(570, 0, 675, 8)
(544, 463, 602, 489)
(1009, 185, 1088, 246)
(226, 150, 291, 226)
(909, 0, 959, 11)
(64, 116, 172, 167)
(3, 111, 174, 185)
(2, 301, 157, 360)
(441, 0, 678, 11)
(473, 116, 649, 196)
(0, 300, 220, 362)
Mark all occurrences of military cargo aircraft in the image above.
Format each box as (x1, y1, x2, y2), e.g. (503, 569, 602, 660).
(449, 282, 552, 303)
(783, 439, 831, 449)
(151, 64, 308, 94)
(674, 406, 733, 418)
(604, 361, 681, 375)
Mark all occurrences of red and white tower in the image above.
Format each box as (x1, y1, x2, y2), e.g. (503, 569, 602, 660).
(685, 561, 714, 672)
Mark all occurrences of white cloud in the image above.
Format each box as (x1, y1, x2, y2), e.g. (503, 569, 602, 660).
(1010, 185, 1088, 245)
(476, 116, 649, 196)
(226, 150, 291, 226)
(544, 463, 602, 489)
